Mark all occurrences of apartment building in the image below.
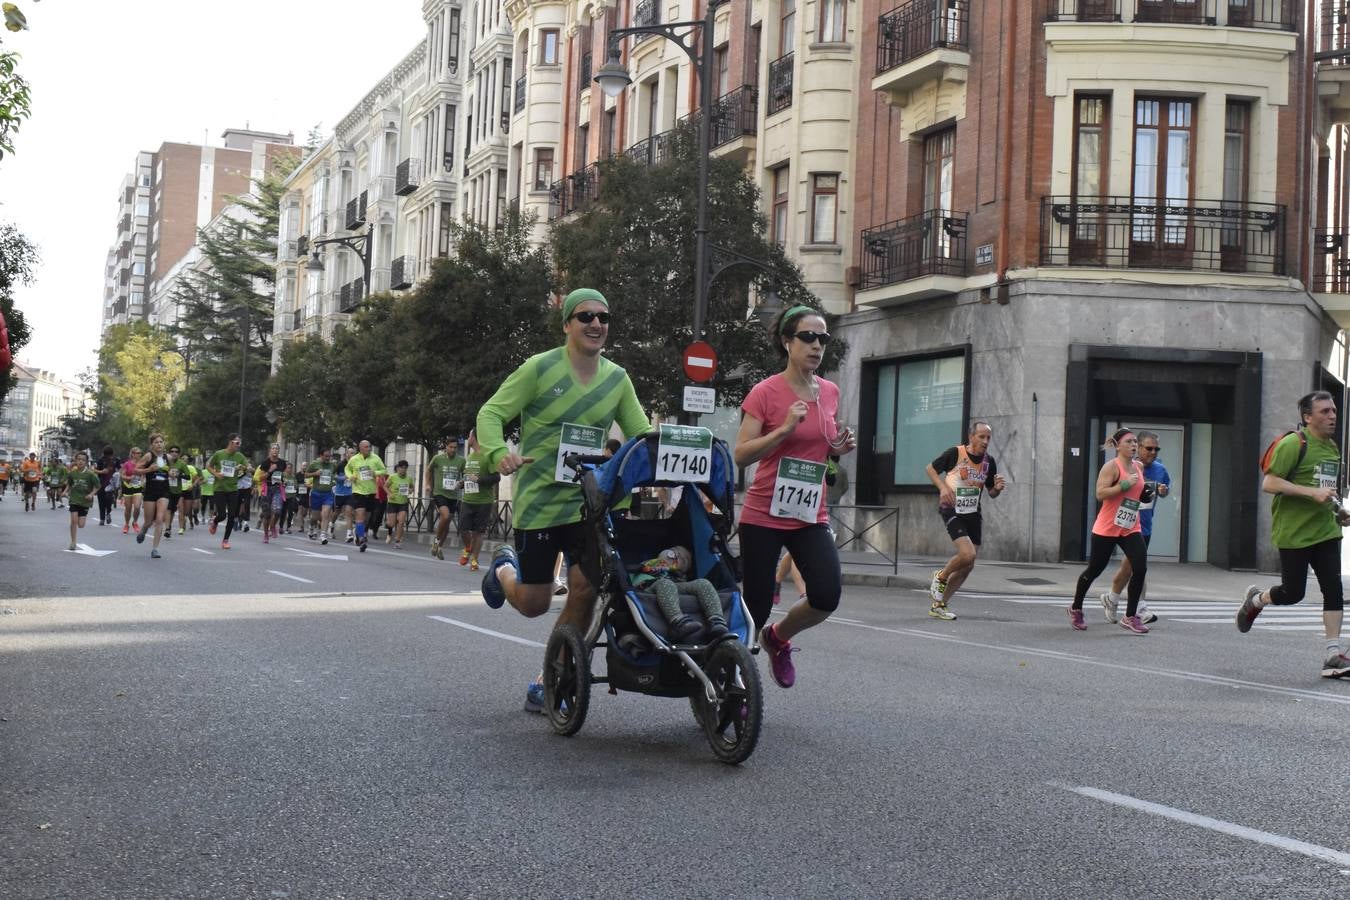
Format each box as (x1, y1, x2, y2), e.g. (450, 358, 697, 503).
(0, 362, 81, 456)
(833, 0, 1341, 571)
(101, 129, 295, 334)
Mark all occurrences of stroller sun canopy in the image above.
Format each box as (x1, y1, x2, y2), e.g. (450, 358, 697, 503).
(590, 430, 736, 515)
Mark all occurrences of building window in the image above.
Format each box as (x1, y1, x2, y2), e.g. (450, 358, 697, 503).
(132, 261, 145, 276)
(780, 0, 795, 56)
(496, 167, 507, 226)
(444, 105, 457, 172)
(715, 44, 730, 97)
(922, 127, 954, 214)
(819, 0, 845, 43)
(1131, 97, 1194, 257)
(533, 147, 554, 190)
(1070, 94, 1109, 262)
(501, 59, 513, 126)
(135, 199, 150, 217)
(449, 8, 461, 73)
(1222, 99, 1251, 262)
(576, 123, 589, 169)
(601, 109, 617, 158)
(809, 174, 838, 244)
(438, 202, 454, 257)
(540, 29, 560, 65)
(867, 350, 968, 490)
(771, 165, 790, 246)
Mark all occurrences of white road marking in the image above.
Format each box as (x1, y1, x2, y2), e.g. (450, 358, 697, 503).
(363, 546, 443, 564)
(427, 615, 546, 648)
(820, 618, 1350, 707)
(267, 570, 315, 584)
(1055, 783, 1350, 868)
(284, 546, 348, 561)
(67, 543, 116, 557)
(192, 548, 214, 555)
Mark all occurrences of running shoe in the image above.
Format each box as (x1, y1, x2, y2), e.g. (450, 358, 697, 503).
(359, 538, 367, 553)
(524, 680, 545, 714)
(150, 549, 161, 559)
(309, 531, 317, 541)
(346, 534, 354, 544)
(385, 532, 393, 544)
(178, 527, 184, 536)
(320, 534, 329, 545)
(1320, 653, 1350, 679)
(221, 540, 231, 550)
(481, 545, 518, 610)
(1066, 606, 1087, 631)
(263, 534, 269, 544)
(67, 541, 76, 551)
(242, 523, 250, 533)
(136, 529, 146, 544)
(469, 557, 479, 572)
(394, 541, 402, 550)
(208, 521, 217, 536)
(1099, 592, 1119, 624)
(553, 577, 568, 596)
(122, 525, 129, 535)
(1235, 585, 1263, 634)
(458, 551, 469, 566)
(1139, 602, 1157, 626)
(928, 600, 956, 621)
(132, 522, 139, 533)
(163, 530, 172, 541)
(1119, 615, 1149, 635)
(929, 569, 948, 603)
(759, 623, 797, 689)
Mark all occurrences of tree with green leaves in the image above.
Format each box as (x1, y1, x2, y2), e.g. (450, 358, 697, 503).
(0, 2, 33, 161)
(0, 221, 35, 406)
(550, 124, 838, 417)
(263, 333, 345, 450)
(103, 329, 183, 432)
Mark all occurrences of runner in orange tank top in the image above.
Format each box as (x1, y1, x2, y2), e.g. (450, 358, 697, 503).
(1066, 428, 1152, 634)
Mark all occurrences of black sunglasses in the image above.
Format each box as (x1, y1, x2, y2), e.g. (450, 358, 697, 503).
(1140, 445, 1160, 453)
(792, 330, 832, 346)
(571, 311, 611, 325)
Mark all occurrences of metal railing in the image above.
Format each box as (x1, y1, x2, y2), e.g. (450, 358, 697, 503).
(710, 85, 759, 147)
(391, 255, 415, 290)
(278, 240, 299, 262)
(514, 75, 526, 113)
(395, 158, 422, 195)
(579, 51, 592, 93)
(634, 0, 660, 39)
(1134, 0, 1216, 24)
(399, 497, 514, 539)
(767, 52, 794, 115)
(1038, 195, 1286, 275)
(1043, 0, 1121, 21)
(1315, 232, 1350, 293)
(625, 128, 680, 167)
(547, 163, 603, 220)
(860, 209, 969, 289)
(1321, 0, 1350, 63)
(877, 0, 970, 74)
(338, 277, 366, 313)
(827, 504, 902, 575)
(345, 191, 368, 231)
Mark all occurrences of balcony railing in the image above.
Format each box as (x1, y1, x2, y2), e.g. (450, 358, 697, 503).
(278, 240, 299, 262)
(768, 52, 794, 115)
(1044, 0, 1122, 21)
(345, 191, 368, 231)
(626, 129, 680, 167)
(396, 158, 422, 195)
(547, 163, 603, 221)
(579, 51, 592, 93)
(1226, 1, 1297, 31)
(710, 85, 759, 147)
(1315, 232, 1350, 293)
(877, 0, 970, 74)
(634, 0, 660, 39)
(514, 75, 527, 113)
(119, 214, 132, 234)
(391, 255, 416, 290)
(1039, 196, 1286, 275)
(338, 277, 366, 313)
(1134, 0, 1216, 25)
(297, 235, 309, 257)
(1322, 0, 1350, 62)
(860, 209, 969, 289)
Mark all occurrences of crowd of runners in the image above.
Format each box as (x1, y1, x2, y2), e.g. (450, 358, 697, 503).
(9, 289, 1350, 688)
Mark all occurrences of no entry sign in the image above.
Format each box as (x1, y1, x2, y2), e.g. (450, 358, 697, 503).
(682, 340, 718, 384)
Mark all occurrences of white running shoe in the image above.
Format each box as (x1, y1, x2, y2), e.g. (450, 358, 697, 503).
(1099, 592, 1119, 624)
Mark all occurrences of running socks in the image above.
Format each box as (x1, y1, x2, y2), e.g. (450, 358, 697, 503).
(1329, 639, 1343, 657)
(355, 522, 366, 541)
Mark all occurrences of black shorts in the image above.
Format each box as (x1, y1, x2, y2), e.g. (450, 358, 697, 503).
(22, 481, 38, 495)
(144, 481, 169, 503)
(940, 510, 982, 546)
(514, 522, 588, 585)
(121, 487, 142, 498)
(335, 494, 351, 509)
(351, 493, 376, 511)
(70, 504, 90, 517)
(433, 495, 459, 514)
(167, 493, 181, 513)
(458, 502, 493, 533)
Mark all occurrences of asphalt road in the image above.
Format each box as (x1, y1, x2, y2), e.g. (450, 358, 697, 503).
(2, 502, 1349, 898)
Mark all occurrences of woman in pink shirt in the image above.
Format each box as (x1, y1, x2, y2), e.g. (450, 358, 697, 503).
(1067, 428, 1151, 634)
(733, 305, 856, 689)
(119, 445, 144, 535)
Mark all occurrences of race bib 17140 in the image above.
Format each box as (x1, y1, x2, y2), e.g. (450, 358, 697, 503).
(655, 424, 712, 483)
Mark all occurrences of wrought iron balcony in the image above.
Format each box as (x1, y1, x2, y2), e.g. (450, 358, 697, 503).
(297, 235, 309, 257)
(391, 255, 415, 291)
(877, 0, 970, 75)
(625, 129, 679, 167)
(547, 163, 603, 221)
(118, 214, 132, 234)
(396, 158, 422, 195)
(579, 51, 592, 94)
(1322, 1, 1350, 65)
(338, 277, 366, 313)
(1315, 232, 1350, 293)
(768, 53, 794, 116)
(1229, 1, 1297, 31)
(708, 85, 759, 148)
(1044, 0, 1121, 20)
(1134, 0, 1216, 25)
(345, 191, 368, 231)
(514, 75, 526, 113)
(861, 210, 969, 289)
(1039, 196, 1286, 275)
(634, 0, 660, 37)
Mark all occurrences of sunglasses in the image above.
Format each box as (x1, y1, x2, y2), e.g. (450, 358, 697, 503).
(571, 311, 611, 325)
(791, 331, 832, 346)
(1140, 445, 1160, 453)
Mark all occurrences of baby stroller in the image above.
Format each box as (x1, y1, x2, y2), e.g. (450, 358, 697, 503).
(544, 429, 762, 764)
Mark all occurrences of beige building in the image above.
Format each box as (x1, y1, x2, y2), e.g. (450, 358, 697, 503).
(0, 362, 80, 456)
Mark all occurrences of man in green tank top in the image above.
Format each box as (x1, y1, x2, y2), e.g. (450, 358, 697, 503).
(476, 288, 649, 712)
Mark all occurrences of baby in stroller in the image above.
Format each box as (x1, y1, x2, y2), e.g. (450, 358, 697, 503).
(630, 545, 730, 642)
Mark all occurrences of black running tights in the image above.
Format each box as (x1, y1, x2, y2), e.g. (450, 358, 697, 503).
(1072, 532, 1148, 617)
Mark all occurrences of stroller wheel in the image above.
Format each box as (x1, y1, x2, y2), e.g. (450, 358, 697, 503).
(698, 639, 762, 765)
(543, 624, 591, 736)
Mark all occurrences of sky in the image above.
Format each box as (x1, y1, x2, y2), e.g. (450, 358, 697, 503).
(0, 0, 428, 382)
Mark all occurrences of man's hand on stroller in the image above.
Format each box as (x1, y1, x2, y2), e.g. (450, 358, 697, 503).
(495, 453, 535, 476)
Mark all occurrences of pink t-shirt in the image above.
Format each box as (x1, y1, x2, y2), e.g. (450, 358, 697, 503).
(739, 373, 840, 529)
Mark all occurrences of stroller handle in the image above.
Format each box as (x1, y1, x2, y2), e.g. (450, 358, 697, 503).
(561, 452, 610, 482)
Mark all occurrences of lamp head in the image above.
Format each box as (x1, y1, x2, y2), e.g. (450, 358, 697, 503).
(594, 52, 631, 99)
(307, 249, 324, 271)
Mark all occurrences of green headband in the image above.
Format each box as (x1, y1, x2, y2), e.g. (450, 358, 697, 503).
(562, 288, 609, 321)
(780, 305, 820, 334)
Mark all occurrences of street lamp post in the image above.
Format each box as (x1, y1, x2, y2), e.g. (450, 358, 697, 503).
(307, 228, 374, 304)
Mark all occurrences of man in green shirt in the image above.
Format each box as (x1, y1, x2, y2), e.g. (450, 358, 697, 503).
(61, 451, 101, 551)
(344, 439, 386, 552)
(305, 448, 338, 545)
(426, 436, 466, 561)
(1237, 390, 1350, 678)
(456, 429, 501, 572)
(384, 459, 413, 549)
(198, 455, 216, 530)
(206, 433, 251, 550)
(163, 444, 191, 541)
(477, 288, 649, 713)
(46, 458, 68, 509)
